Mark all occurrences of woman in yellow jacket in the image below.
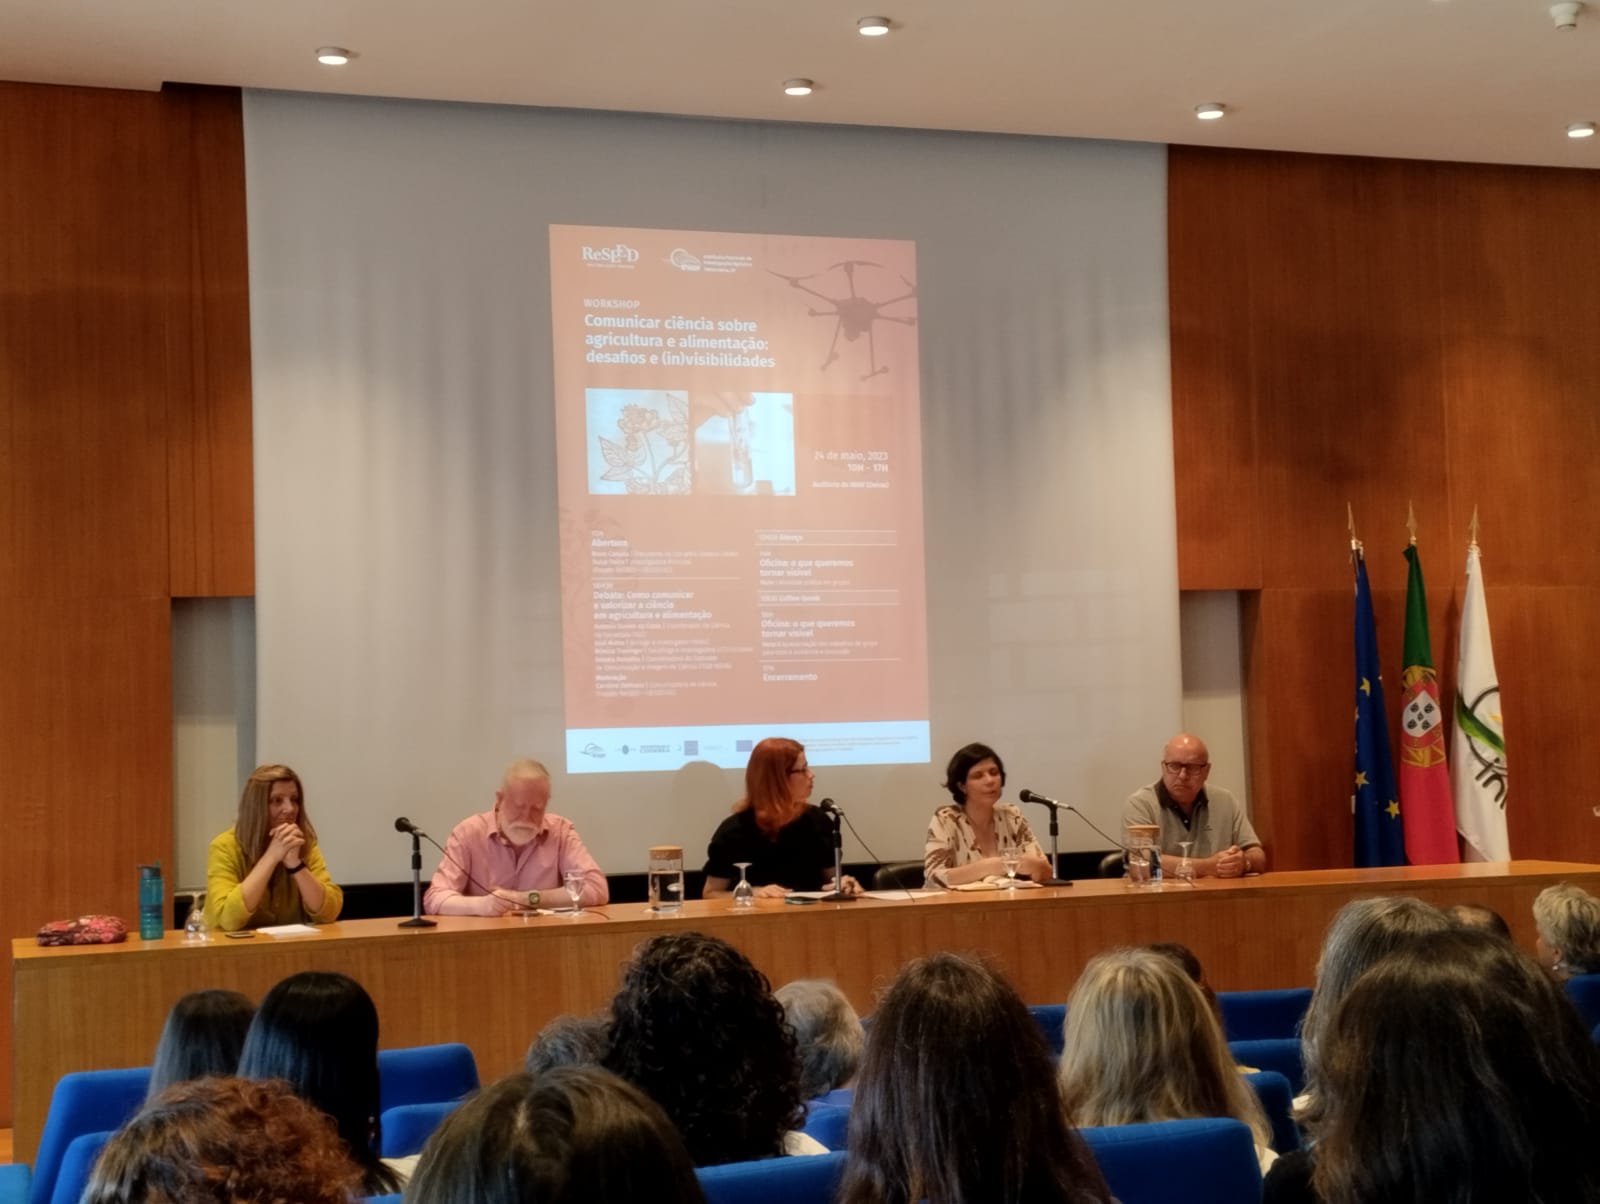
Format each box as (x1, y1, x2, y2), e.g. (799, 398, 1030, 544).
(204, 764, 343, 931)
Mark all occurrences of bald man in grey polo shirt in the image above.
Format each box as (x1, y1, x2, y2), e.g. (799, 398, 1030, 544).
(1122, 733, 1266, 878)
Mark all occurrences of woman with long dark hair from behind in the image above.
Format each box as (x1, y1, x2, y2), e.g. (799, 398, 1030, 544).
(236, 970, 401, 1195)
(146, 989, 255, 1100)
(406, 1066, 707, 1204)
(838, 952, 1112, 1204)
(1268, 926, 1600, 1204)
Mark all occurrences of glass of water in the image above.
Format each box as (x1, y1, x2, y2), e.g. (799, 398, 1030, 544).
(1001, 842, 1022, 888)
(183, 893, 208, 942)
(732, 862, 755, 909)
(1174, 841, 1196, 886)
(564, 870, 584, 914)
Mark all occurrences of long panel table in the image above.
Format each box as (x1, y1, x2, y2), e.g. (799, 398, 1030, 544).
(12, 859, 1596, 1160)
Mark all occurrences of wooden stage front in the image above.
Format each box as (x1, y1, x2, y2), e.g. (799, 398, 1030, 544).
(11, 859, 1595, 1160)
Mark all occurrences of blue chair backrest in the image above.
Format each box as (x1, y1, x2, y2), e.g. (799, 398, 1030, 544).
(376, 1043, 479, 1113)
(1080, 1118, 1261, 1204)
(1242, 1069, 1299, 1154)
(31, 1068, 150, 1204)
(807, 1086, 852, 1109)
(362, 1196, 403, 1204)
(799, 1102, 850, 1151)
(1227, 1037, 1305, 1096)
(1029, 1003, 1067, 1057)
(696, 1151, 847, 1204)
(1564, 974, 1600, 1030)
(47, 1131, 113, 1204)
(1217, 987, 1312, 1042)
(379, 1099, 461, 1158)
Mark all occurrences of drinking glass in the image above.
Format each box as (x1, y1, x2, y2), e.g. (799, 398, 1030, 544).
(1174, 841, 1196, 886)
(563, 870, 584, 914)
(182, 893, 208, 942)
(732, 862, 755, 909)
(1001, 842, 1022, 888)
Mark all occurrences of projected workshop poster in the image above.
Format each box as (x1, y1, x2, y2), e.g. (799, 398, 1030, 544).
(550, 225, 930, 773)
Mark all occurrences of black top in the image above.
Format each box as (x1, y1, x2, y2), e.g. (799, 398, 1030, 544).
(704, 805, 834, 890)
(1262, 1149, 1317, 1204)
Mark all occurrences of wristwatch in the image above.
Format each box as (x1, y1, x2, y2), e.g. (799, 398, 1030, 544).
(525, 890, 541, 909)
(284, 862, 305, 874)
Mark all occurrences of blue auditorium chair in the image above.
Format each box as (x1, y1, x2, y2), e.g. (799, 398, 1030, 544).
(1243, 1069, 1299, 1154)
(1080, 1118, 1261, 1204)
(807, 1086, 852, 1109)
(1216, 987, 1312, 1042)
(1564, 973, 1600, 1030)
(1227, 1037, 1304, 1096)
(799, 1102, 850, 1151)
(376, 1043, 479, 1113)
(1029, 1003, 1067, 1057)
(47, 1131, 112, 1204)
(379, 1099, 461, 1158)
(696, 1150, 847, 1204)
(27, 1067, 150, 1204)
(362, 1196, 403, 1204)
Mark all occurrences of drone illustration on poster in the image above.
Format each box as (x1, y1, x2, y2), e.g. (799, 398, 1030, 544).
(769, 260, 917, 380)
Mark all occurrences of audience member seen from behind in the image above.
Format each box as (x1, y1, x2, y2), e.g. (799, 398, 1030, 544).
(838, 952, 1113, 1204)
(525, 1012, 609, 1076)
(1264, 927, 1600, 1204)
(1448, 901, 1513, 940)
(236, 970, 401, 1195)
(1532, 882, 1600, 979)
(1059, 947, 1276, 1173)
(702, 738, 861, 897)
(146, 989, 255, 1100)
(601, 931, 811, 1165)
(406, 1066, 707, 1204)
(424, 758, 608, 915)
(1297, 895, 1452, 1116)
(923, 742, 1052, 888)
(203, 764, 343, 932)
(775, 978, 863, 1101)
(83, 1077, 361, 1204)
(1145, 940, 1225, 1030)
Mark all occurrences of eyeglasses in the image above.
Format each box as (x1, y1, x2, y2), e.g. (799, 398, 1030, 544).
(788, 765, 813, 776)
(1162, 761, 1210, 777)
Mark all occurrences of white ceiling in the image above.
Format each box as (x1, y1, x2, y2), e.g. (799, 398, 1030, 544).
(2, 0, 1597, 169)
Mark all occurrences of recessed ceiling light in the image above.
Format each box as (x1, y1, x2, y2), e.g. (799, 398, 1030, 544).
(857, 16, 892, 36)
(1195, 103, 1226, 120)
(315, 47, 353, 66)
(1568, 121, 1597, 139)
(783, 78, 815, 96)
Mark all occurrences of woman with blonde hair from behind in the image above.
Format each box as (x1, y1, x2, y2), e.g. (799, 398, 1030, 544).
(1059, 946, 1277, 1173)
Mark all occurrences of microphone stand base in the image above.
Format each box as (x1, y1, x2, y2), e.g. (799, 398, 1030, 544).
(397, 917, 437, 928)
(815, 891, 857, 902)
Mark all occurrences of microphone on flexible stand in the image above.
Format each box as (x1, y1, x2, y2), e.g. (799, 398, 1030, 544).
(393, 817, 437, 929)
(817, 799, 856, 903)
(1018, 790, 1130, 882)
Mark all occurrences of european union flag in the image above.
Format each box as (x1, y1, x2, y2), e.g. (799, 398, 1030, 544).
(1354, 548, 1405, 866)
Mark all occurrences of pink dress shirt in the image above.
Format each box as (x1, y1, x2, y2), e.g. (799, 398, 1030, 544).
(423, 809, 609, 914)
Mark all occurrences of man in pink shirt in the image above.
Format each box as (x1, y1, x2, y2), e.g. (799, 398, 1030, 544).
(423, 759, 609, 914)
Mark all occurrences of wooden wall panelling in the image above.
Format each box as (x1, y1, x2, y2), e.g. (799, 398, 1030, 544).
(164, 85, 255, 599)
(1168, 149, 1261, 589)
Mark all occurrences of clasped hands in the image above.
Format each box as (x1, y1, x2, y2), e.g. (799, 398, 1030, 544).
(1210, 845, 1247, 878)
(266, 822, 306, 866)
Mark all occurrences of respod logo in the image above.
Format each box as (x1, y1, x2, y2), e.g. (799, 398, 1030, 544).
(581, 243, 640, 265)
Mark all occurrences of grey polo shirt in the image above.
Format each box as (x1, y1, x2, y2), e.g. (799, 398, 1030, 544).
(1121, 782, 1261, 859)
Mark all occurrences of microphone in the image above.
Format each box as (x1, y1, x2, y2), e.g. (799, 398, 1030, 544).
(815, 799, 852, 902)
(1018, 789, 1059, 809)
(394, 816, 424, 836)
(818, 797, 843, 818)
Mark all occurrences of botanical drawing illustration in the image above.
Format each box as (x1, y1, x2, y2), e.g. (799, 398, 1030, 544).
(598, 394, 690, 494)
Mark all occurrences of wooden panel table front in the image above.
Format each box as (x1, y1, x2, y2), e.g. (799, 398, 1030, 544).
(11, 859, 1592, 1160)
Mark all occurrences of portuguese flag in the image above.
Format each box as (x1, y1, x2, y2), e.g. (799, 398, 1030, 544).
(1398, 543, 1458, 864)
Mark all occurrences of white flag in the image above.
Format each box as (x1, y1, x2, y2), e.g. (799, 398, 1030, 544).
(1451, 543, 1509, 861)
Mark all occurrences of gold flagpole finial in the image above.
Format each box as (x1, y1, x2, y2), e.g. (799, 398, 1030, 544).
(1468, 505, 1480, 548)
(1406, 501, 1417, 547)
(1348, 502, 1361, 555)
